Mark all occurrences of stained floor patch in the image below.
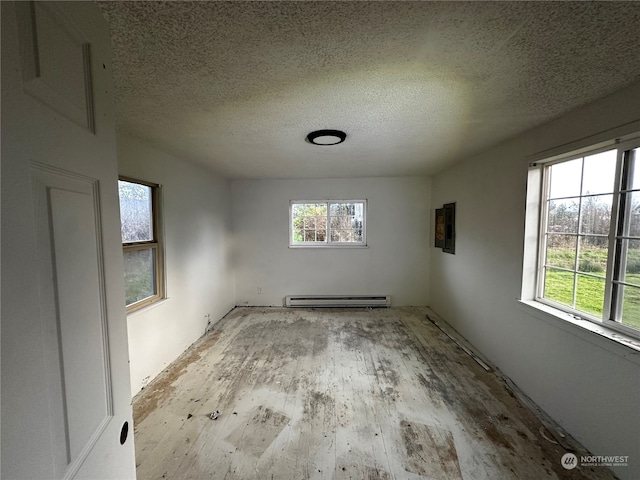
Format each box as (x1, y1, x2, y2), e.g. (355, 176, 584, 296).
(401, 420, 462, 480)
(225, 405, 289, 458)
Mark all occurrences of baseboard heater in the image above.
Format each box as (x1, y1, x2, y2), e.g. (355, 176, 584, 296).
(284, 295, 391, 308)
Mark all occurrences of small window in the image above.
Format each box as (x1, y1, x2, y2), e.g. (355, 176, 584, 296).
(290, 200, 366, 247)
(118, 178, 164, 311)
(534, 138, 640, 336)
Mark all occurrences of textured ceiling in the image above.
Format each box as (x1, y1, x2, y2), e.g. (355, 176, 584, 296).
(98, 1, 640, 179)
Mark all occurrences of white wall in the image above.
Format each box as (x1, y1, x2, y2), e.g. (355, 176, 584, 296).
(117, 133, 235, 395)
(231, 177, 431, 306)
(429, 81, 640, 480)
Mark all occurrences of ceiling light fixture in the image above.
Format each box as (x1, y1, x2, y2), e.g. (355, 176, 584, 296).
(306, 129, 347, 146)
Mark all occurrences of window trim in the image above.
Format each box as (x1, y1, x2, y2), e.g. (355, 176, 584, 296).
(289, 199, 367, 248)
(119, 176, 165, 312)
(530, 135, 640, 340)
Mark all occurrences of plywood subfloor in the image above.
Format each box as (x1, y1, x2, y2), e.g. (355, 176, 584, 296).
(132, 307, 615, 480)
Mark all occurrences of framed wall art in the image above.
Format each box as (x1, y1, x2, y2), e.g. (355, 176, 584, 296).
(435, 208, 445, 248)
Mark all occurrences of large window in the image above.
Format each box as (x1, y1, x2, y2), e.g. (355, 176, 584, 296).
(118, 178, 164, 311)
(536, 137, 640, 336)
(290, 200, 366, 247)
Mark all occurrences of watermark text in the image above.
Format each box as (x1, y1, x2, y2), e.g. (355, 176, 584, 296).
(561, 453, 629, 470)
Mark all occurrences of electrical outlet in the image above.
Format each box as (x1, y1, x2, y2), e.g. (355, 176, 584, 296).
(257, 287, 263, 294)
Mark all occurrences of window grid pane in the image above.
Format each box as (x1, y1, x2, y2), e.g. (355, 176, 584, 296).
(620, 284, 640, 330)
(119, 180, 154, 243)
(629, 148, 639, 190)
(123, 247, 157, 306)
(545, 234, 577, 270)
(623, 239, 640, 282)
(579, 194, 612, 235)
(623, 192, 640, 238)
(575, 274, 605, 317)
(547, 198, 579, 233)
(543, 268, 574, 307)
(577, 236, 608, 277)
(548, 159, 581, 199)
(581, 150, 616, 195)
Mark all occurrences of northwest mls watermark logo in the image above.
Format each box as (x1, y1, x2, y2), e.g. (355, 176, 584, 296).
(561, 453, 578, 470)
(561, 453, 629, 470)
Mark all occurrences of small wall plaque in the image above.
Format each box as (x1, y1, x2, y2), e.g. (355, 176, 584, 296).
(435, 203, 455, 254)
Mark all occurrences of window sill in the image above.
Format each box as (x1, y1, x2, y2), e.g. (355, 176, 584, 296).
(517, 300, 640, 362)
(126, 297, 171, 317)
(288, 244, 369, 249)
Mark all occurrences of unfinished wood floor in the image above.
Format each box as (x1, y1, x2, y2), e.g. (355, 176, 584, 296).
(133, 307, 615, 480)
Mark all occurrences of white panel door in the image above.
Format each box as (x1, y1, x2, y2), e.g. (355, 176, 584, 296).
(1, 2, 136, 479)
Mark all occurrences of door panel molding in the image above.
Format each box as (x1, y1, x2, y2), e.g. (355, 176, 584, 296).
(15, 1, 95, 132)
(31, 162, 113, 478)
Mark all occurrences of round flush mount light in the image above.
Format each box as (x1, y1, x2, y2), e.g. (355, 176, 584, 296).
(306, 129, 347, 146)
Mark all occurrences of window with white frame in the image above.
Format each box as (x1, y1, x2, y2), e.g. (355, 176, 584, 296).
(118, 177, 164, 311)
(534, 137, 640, 336)
(290, 200, 366, 247)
